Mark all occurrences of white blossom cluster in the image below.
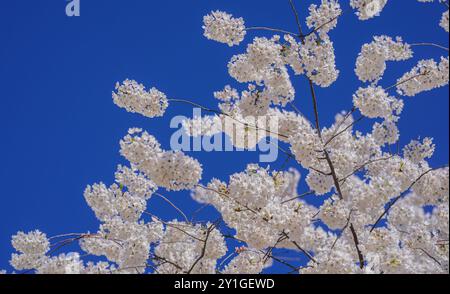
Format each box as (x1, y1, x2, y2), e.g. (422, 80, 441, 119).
(403, 137, 436, 164)
(441, 10, 449, 32)
(192, 164, 320, 251)
(4, 1, 449, 275)
(355, 36, 413, 83)
(223, 250, 271, 274)
(203, 11, 246, 47)
(154, 221, 227, 274)
(10, 231, 50, 271)
(299, 33, 340, 87)
(306, 0, 342, 36)
(281, 1, 341, 87)
(228, 36, 295, 114)
(353, 86, 403, 121)
(113, 79, 169, 118)
(372, 120, 399, 145)
(350, 0, 388, 20)
(120, 128, 203, 191)
(396, 56, 449, 96)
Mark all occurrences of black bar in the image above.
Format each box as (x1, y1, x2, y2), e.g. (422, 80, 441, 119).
(0, 274, 448, 291)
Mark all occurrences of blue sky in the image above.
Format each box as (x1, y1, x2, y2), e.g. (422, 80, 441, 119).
(0, 0, 448, 273)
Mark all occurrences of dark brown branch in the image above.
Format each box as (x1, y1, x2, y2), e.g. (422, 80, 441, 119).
(186, 221, 220, 274)
(324, 116, 364, 147)
(281, 190, 315, 204)
(263, 233, 288, 263)
(287, 0, 365, 268)
(288, 0, 305, 37)
(282, 232, 317, 264)
(349, 224, 365, 269)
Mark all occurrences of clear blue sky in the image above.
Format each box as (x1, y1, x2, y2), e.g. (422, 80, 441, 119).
(0, 0, 448, 273)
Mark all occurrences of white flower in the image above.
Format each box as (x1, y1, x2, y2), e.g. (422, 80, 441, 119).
(306, 0, 342, 36)
(203, 11, 246, 46)
(223, 250, 269, 274)
(10, 230, 50, 271)
(120, 129, 202, 191)
(214, 85, 239, 102)
(353, 86, 403, 121)
(306, 170, 334, 195)
(113, 79, 168, 118)
(350, 0, 388, 21)
(372, 120, 399, 145)
(396, 57, 449, 96)
(115, 165, 157, 200)
(355, 36, 413, 83)
(6, 1, 450, 275)
(155, 221, 227, 274)
(403, 138, 435, 164)
(300, 34, 340, 87)
(84, 182, 147, 222)
(12, 230, 49, 256)
(441, 10, 449, 32)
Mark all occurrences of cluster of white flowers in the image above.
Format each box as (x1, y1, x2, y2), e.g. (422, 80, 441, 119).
(372, 120, 399, 145)
(300, 33, 340, 87)
(412, 167, 449, 204)
(182, 115, 223, 137)
(355, 36, 413, 83)
(353, 86, 403, 121)
(441, 10, 449, 32)
(113, 79, 169, 118)
(306, 0, 342, 36)
(192, 164, 318, 251)
(4, 1, 449, 275)
(203, 11, 246, 47)
(228, 36, 295, 115)
(213, 85, 240, 102)
(155, 221, 227, 274)
(289, 122, 322, 168)
(350, 0, 388, 20)
(10, 231, 50, 271)
(403, 137, 436, 164)
(396, 56, 449, 96)
(81, 220, 163, 273)
(285, 1, 342, 87)
(120, 128, 203, 191)
(223, 250, 270, 274)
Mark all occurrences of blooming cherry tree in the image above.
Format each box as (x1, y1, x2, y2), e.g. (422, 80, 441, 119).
(4, 0, 449, 274)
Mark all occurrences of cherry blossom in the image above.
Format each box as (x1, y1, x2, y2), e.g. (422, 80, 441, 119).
(4, 1, 449, 275)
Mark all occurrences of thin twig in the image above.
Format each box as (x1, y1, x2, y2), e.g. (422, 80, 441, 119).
(288, 0, 305, 37)
(324, 116, 364, 147)
(154, 192, 189, 223)
(281, 190, 315, 204)
(282, 232, 317, 264)
(246, 26, 299, 37)
(385, 71, 430, 91)
(410, 42, 449, 52)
